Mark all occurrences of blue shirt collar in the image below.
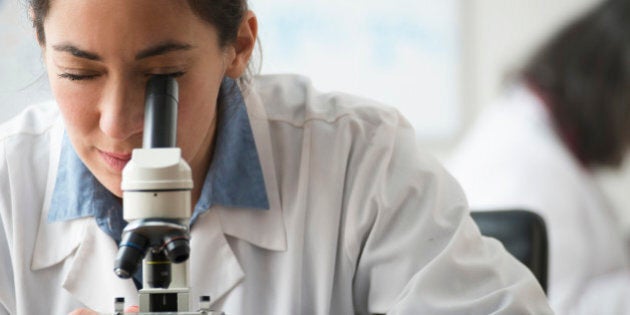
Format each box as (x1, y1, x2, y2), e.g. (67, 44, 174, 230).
(48, 77, 269, 241)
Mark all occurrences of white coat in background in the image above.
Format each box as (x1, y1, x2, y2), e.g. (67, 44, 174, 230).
(447, 84, 628, 314)
(0, 75, 552, 314)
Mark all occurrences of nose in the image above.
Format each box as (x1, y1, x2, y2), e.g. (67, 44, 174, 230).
(99, 79, 144, 141)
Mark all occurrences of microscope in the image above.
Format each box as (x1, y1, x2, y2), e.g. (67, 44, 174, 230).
(112, 75, 224, 314)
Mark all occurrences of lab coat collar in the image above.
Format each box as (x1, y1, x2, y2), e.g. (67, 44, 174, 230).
(181, 81, 288, 308)
(47, 135, 127, 242)
(32, 120, 81, 271)
(215, 79, 287, 252)
(190, 77, 270, 224)
(30, 121, 139, 311)
(59, 219, 140, 311)
(189, 209, 246, 307)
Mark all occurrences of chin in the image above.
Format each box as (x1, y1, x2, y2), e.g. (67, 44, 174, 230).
(98, 172, 123, 198)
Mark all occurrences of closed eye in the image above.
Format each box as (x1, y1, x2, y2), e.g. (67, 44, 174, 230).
(58, 73, 100, 81)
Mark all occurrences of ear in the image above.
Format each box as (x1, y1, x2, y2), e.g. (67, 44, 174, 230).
(225, 11, 258, 78)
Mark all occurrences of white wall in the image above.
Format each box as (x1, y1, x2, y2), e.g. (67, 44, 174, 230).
(0, 0, 51, 123)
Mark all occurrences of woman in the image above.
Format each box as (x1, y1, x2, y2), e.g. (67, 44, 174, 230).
(0, 0, 551, 314)
(448, 0, 630, 313)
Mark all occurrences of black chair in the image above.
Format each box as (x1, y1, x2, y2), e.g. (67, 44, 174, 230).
(471, 209, 548, 293)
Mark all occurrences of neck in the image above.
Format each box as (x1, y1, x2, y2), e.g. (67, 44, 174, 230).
(188, 115, 218, 214)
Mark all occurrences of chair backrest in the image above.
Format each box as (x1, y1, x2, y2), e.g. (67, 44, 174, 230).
(471, 209, 548, 293)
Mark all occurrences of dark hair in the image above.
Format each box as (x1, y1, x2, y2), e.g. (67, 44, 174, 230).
(29, 0, 248, 47)
(523, 0, 630, 167)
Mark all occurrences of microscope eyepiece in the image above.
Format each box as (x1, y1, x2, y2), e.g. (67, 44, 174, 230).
(114, 232, 149, 279)
(143, 75, 179, 148)
(163, 233, 190, 264)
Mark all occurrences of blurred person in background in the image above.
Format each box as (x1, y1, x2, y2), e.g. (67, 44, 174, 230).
(447, 0, 630, 313)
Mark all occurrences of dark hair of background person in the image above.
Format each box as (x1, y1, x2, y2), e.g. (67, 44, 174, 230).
(28, 0, 248, 47)
(523, 0, 630, 167)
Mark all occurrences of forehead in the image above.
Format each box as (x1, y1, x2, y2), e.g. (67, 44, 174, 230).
(44, 0, 215, 55)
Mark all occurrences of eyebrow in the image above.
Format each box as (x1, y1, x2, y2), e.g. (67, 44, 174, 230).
(52, 44, 101, 61)
(51, 41, 194, 61)
(135, 41, 194, 60)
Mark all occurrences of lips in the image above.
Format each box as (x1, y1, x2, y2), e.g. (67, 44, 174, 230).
(98, 149, 132, 172)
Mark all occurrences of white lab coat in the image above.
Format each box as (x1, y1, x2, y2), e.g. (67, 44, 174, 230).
(0, 75, 552, 314)
(447, 84, 628, 314)
(570, 268, 630, 315)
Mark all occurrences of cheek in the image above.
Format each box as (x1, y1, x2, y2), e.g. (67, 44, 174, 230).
(50, 78, 100, 138)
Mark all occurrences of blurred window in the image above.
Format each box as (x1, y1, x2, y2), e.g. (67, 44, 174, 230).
(253, 0, 461, 141)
